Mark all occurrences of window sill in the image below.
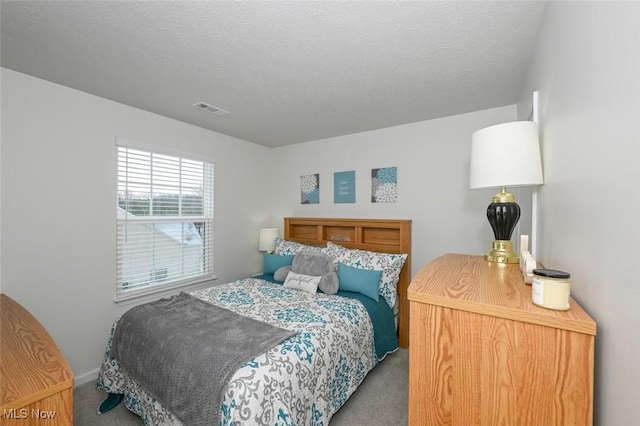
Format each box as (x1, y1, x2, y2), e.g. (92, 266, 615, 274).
(114, 276, 218, 308)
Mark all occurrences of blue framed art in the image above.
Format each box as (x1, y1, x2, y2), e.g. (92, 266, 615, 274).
(301, 173, 320, 204)
(334, 170, 355, 203)
(371, 166, 397, 203)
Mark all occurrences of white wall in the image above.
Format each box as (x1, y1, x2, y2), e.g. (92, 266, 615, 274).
(517, 2, 640, 425)
(0, 68, 275, 384)
(270, 105, 517, 275)
(0, 68, 517, 387)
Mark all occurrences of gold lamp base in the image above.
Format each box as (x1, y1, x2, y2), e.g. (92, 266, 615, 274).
(485, 240, 520, 264)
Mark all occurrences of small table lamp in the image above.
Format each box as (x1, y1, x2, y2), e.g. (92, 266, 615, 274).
(470, 121, 543, 263)
(258, 228, 279, 253)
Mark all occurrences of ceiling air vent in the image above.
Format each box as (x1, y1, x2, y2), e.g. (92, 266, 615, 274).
(192, 101, 229, 116)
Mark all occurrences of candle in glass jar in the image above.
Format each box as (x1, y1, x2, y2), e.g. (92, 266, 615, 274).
(531, 269, 571, 310)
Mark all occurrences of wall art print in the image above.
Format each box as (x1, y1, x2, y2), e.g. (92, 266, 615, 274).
(371, 166, 397, 203)
(334, 170, 356, 203)
(300, 173, 320, 204)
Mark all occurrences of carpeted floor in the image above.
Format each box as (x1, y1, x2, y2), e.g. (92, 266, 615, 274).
(73, 348, 408, 425)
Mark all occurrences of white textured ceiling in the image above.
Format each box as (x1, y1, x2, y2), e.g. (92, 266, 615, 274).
(1, 1, 545, 147)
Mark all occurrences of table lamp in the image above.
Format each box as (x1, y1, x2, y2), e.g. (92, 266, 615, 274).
(469, 121, 543, 263)
(258, 228, 279, 253)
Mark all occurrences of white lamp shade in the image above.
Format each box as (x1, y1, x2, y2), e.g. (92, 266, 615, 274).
(470, 121, 544, 189)
(258, 228, 279, 252)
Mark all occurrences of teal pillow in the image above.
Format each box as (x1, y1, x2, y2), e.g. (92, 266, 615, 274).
(337, 262, 382, 302)
(263, 253, 295, 274)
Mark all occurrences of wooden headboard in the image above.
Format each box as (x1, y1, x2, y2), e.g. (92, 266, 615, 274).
(284, 217, 412, 348)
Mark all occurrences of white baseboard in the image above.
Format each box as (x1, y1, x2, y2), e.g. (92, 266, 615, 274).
(74, 368, 100, 387)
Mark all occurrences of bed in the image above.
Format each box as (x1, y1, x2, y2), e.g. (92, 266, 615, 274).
(96, 217, 411, 425)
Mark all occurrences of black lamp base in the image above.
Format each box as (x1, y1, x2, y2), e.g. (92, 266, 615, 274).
(485, 188, 521, 264)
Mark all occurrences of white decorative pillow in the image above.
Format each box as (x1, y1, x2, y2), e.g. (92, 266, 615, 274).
(274, 237, 325, 256)
(325, 241, 407, 309)
(283, 271, 322, 294)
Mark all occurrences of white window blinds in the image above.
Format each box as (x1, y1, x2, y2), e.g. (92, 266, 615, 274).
(116, 145, 214, 300)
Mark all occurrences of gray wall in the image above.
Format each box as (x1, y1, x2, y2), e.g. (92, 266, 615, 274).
(517, 2, 640, 425)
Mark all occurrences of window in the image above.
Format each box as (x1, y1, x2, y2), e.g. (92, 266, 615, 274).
(116, 145, 214, 301)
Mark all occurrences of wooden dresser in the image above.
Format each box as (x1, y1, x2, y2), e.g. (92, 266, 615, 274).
(407, 254, 596, 426)
(1, 294, 73, 425)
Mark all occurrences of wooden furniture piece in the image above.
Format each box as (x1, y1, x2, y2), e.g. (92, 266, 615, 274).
(407, 254, 596, 425)
(284, 217, 412, 348)
(1, 294, 73, 425)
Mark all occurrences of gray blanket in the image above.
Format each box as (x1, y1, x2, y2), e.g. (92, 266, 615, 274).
(110, 292, 296, 426)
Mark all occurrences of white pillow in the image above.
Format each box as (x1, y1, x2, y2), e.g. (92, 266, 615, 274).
(325, 241, 407, 309)
(274, 237, 326, 256)
(283, 271, 322, 294)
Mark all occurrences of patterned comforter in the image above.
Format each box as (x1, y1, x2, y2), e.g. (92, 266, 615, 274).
(96, 278, 380, 425)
